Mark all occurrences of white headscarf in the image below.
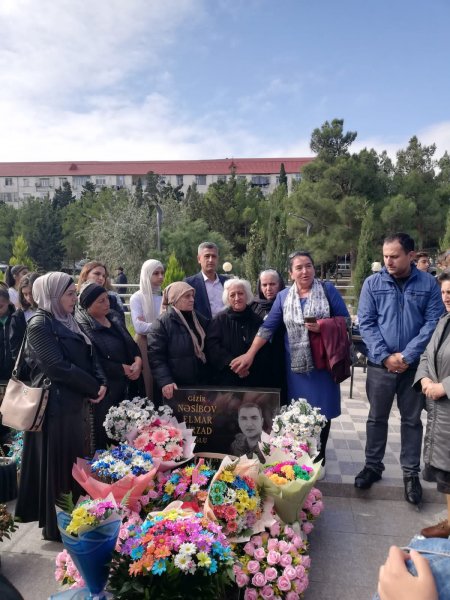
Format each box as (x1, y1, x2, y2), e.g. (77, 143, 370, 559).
(139, 259, 164, 322)
(32, 272, 90, 342)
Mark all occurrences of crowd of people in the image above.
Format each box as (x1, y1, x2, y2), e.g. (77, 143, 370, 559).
(0, 236, 450, 598)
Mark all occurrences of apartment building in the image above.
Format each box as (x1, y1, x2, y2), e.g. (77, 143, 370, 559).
(0, 157, 313, 205)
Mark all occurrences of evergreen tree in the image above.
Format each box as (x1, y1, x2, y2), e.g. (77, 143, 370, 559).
(52, 181, 75, 210)
(243, 222, 265, 289)
(27, 200, 65, 270)
(163, 252, 185, 287)
(353, 206, 376, 304)
(9, 234, 33, 268)
(278, 163, 288, 188)
(134, 177, 144, 204)
(310, 118, 357, 163)
(81, 181, 96, 196)
(441, 207, 450, 250)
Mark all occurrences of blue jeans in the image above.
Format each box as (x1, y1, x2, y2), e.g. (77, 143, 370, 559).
(365, 366, 425, 475)
(373, 536, 450, 600)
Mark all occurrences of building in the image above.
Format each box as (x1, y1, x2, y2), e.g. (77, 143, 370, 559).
(0, 157, 313, 205)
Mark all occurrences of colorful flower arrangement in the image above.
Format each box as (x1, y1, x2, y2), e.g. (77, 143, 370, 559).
(264, 461, 313, 486)
(206, 465, 262, 538)
(270, 398, 327, 458)
(6, 430, 24, 470)
(158, 462, 216, 508)
(233, 520, 311, 600)
(109, 507, 235, 600)
(90, 444, 154, 483)
(103, 397, 173, 444)
(65, 498, 121, 536)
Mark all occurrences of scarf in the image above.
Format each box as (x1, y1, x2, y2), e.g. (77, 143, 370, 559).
(171, 306, 206, 364)
(283, 279, 330, 373)
(32, 272, 91, 344)
(139, 259, 164, 322)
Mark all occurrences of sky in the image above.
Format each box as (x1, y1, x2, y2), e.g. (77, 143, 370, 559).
(1, 0, 450, 162)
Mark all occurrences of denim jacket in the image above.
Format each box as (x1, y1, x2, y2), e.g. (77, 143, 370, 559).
(358, 265, 443, 366)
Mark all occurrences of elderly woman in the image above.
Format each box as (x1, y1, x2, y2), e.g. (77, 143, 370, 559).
(5, 264, 29, 308)
(206, 278, 271, 387)
(77, 260, 125, 322)
(9, 272, 40, 361)
(130, 259, 165, 398)
(148, 282, 208, 402)
(413, 272, 450, 539)
(15, 272, 107, 541)
(231, 251, 350, 469)
(75, 282, 143, 449)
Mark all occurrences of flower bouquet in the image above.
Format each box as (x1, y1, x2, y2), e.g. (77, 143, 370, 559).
(55, 549, 86, 590)
(157, 460, 216, 510)
(298, 487, 324, 536)
(72, 444, 159, 511)
(108, 504, 235, 600)
(233, 520, 311, 600)
(258, 449, 320, 524)
(55, 495, 122, 599)
(270, 398, 327, 459)
(103, 397, 173, 444)
(130, 416, 196, 471)
(204, 456, 273, 542)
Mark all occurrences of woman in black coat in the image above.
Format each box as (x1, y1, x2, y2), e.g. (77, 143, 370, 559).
(15, 272, 107, 541)
(75, 282, 143, 449)
(148, 282, 208, 403)
(206, 278, 271, 387)
(9, 272, 40, 361)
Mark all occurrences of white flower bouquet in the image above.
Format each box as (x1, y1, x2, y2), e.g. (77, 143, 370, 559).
(103, 397, 173, 443)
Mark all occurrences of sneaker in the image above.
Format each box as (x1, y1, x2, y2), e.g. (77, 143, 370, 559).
(403, 475, 422, 505)
(420, 519, 450, 539)
(354, 466, 382, 489)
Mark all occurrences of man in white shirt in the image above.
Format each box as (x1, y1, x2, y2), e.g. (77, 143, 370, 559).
(185, 242, 228, 321)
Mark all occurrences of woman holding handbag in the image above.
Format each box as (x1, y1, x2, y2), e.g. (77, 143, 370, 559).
(15, 272, 107, 541)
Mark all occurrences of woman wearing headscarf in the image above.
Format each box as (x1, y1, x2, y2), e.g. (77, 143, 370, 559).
(5, 264, 29, 308)
(147, 282, 208, 403)
(9, 272, 40, 361)
(15, 272, 107, 541)
(129, 259, 165, 398)
(75, 282, 143, 448)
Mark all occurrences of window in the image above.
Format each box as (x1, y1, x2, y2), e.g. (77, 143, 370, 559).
(37, 178, 50, 188)
(251, 175, 270, 186)
(195, 175, 206, 185)
(23, 178, 29, 187)
(96, 178, 106, 186)
(5, 177, 13, 186)
(116, 175, 125, 187)
(217, 175, 227, 183)
(176, 175, 184, 186)
(59, 177, 67, 186)
(23, 193, 31, 199)
(0, 192, 13, 202)
(73, 176, 90, 187)
(292, 173, 302, 182)
(237, 175, 247, 182)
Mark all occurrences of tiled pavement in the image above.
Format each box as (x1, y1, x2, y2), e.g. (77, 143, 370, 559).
(1, 366, 447, 599)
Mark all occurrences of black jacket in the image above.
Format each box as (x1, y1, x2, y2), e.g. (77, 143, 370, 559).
(184, 272, 229, 321)
(148, 307, 209, 389)
(0, 304, 15, 380)
(9, 309, 27, 363)
(205, 306, 271, 387)
(22, 309, 107, 417)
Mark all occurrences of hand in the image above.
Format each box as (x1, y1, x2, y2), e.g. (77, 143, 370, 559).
(237, 368, 250, 379)
(304, 321, 321, 333)
(378, 546, 437, 600)
(128, 358, 142, 381)
(230, 353, 254, 375)
(420, 377, 434, 394)
(384, 354, 408, 374)
(424, 382, 445, 401)
(90, 385, 107, 404)
(162, 383, 178, 400)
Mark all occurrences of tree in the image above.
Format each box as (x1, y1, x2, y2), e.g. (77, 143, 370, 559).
(278, 163, 288, 188)
(441, 207, 450, 250)
(243, 221, 266, 288)
(310, 118, 357, 163)
(9, 234, 33, 268)
(0, 202, 17, 261)
(134, 177, 144, 204)
(26, 200, 65, 270)
(353, 206, 376, 304)
(163, 252, 185, 287)
(81, 181, 96, 196)
(52, 181, 75, 210)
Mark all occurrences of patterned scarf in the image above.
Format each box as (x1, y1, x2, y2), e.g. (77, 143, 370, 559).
(283, 279, 330, 373)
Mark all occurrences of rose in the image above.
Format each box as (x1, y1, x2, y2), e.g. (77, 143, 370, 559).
(236, 571, 250, 587)
(247, 560, 260, 574)
(279, 553, 292, 567)
(286, 592, 300, 600)
(267, 550, 281, 565)
(278, 540, 290, 553)
(295, 565, 306, 579)
(295, 575, 309, 593)
(277, 575, 292, 592)
(244, 589, 258, 600)
(302, 522, 314, 535)
(254, 547, 266, 561)
(252, 572, 266, 587)
(270, 521, 280, 536)
(292, 535, 303, 549)
(243, 541, 255, 556)
(264, 566, 278, 582)
(260, 585, 275, 600)
(302, 556, 311, 569)
(284, 565, 297, 581)
(310, 504, 322, 517)
(252, 535, 263, 547)
(267, 538, 279, 551)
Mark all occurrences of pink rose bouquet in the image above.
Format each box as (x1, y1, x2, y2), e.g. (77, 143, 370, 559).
(234, 522, 311, 599)
(298, 487, 324, 535)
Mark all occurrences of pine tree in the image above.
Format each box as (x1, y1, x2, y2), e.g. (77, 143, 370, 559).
(278, 163, 288, 188)
(134, 177, 144, 205)
(441, 206, 450, 250)
(244, 221, 265, 289)
(162, 252, 185, 287)
(353, 205, 375, 305)
(52, 181, 75, 209)
(10, 234, 33, 268)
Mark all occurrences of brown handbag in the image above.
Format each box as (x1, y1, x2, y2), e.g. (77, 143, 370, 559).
(0, 335, 50, 432)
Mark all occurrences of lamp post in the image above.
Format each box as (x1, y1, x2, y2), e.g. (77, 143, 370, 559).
(223, 261, 233, 275)
(288, 213, 313, 236)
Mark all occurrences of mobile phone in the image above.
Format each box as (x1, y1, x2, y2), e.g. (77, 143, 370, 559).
(304, 317, 317, 323)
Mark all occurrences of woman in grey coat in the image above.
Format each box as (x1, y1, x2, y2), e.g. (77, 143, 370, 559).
(414, 272, 450, 538)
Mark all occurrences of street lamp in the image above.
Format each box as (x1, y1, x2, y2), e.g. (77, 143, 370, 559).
(288, 213, 313, 236)
(223, 261, 233, 274)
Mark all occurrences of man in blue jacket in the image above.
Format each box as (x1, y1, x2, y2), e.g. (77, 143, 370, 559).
(184, 241, 228, 321)
(355, 233, 443, 505)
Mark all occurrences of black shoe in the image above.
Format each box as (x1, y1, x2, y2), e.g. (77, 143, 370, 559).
(404, 475, 422, 505)
(354, 467, 382, 489)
